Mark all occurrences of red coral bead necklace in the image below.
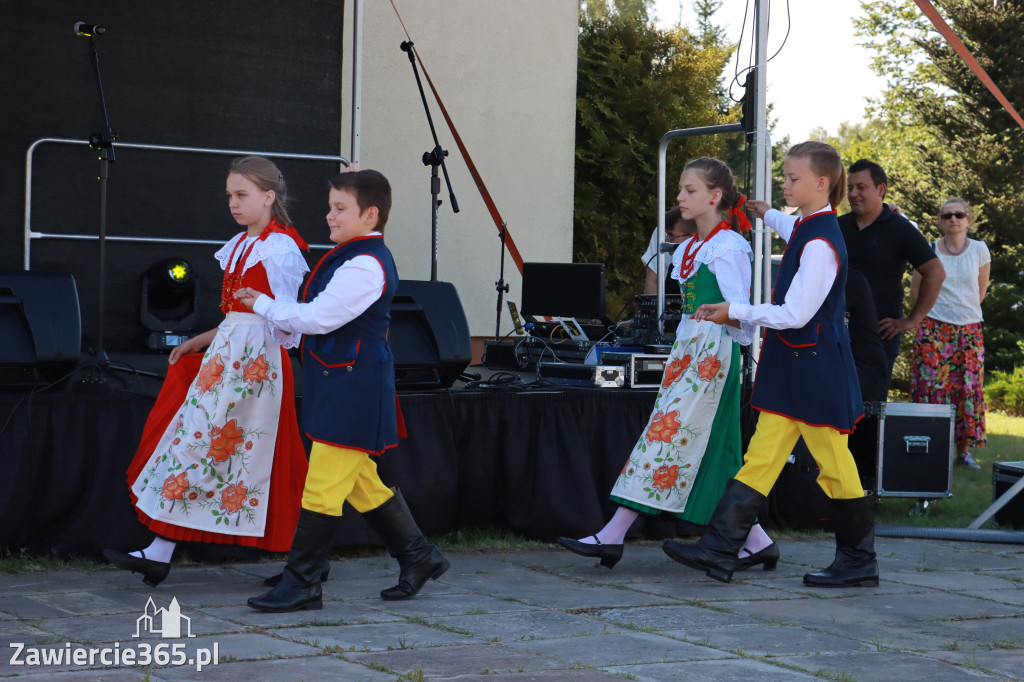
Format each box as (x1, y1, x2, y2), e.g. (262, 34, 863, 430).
(677, 220, 729, 280)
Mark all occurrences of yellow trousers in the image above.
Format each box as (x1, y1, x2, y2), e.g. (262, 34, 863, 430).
(301, 442, 394, 516)
(735, 412, 865, 499)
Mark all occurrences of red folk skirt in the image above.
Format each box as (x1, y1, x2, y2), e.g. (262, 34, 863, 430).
(125, 350, 307, 551)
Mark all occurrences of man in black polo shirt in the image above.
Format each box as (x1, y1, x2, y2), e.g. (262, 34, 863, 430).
(838, 160, 945, 389)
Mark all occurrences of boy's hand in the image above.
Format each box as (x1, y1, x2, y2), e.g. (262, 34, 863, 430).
(694, 302, 731, 325)
(746, 200, 771, 220)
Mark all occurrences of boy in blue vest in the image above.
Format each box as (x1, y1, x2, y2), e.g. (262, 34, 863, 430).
(663, 141, 877, 588)
(237, 169, 448, 612)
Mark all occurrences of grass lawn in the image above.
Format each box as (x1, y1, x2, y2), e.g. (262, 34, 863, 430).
(874, 410, 1024, 529)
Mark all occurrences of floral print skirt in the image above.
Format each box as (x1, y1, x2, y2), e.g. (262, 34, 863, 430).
(610, 320, 742, 525)
(910, 317, 986, 448)
(128, 312, 305, 546)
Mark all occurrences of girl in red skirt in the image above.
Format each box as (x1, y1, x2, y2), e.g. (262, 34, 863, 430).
(104, 156, 310, 587)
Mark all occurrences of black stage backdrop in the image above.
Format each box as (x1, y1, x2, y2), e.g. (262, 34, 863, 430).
(0, 387, 715, 560)
(1, 0, 345, 351)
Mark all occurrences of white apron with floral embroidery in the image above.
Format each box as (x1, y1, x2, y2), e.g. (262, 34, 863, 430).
(131, 312, 283, 536)
(610, 318, 732, 513)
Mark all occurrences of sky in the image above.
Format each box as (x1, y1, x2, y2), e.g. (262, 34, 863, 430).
(651, 0, 890, 142)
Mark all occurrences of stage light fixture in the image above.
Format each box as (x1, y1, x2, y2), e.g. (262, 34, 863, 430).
(167, 260, 190, 282)
(139, 257, 200, 351)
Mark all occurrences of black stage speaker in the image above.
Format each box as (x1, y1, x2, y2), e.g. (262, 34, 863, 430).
(389, 280, 472, 390)
(0, 271, 81, 386)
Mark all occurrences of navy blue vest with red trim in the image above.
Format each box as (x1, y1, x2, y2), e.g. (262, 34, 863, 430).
(300, 234, 400, 454)
(751, 211, 863, 433)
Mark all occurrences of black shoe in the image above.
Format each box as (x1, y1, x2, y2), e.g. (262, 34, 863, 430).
(556, 536, 623, 569)
(734, 543, 780, 572)
(364, 489, 449, 600)
(263, 560, 330, 587)
(803, 495, 879, 588)
(662, 479, 767, 583)
(248, 508, 339, 612)
(102, 549, 170, 588)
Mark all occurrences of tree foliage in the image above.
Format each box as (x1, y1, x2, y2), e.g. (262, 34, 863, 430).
(850, 0, 1024, 372)
(574, 2, 738, 317)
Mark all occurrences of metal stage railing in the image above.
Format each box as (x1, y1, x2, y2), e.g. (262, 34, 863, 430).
(23, 138, 350, 269)
(655, 123, 773, 363)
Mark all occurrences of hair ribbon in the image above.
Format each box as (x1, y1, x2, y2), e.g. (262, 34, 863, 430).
(729, 195, 752, 232)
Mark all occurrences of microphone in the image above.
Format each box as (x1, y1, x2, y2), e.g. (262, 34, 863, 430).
(74, 22, 106, 37)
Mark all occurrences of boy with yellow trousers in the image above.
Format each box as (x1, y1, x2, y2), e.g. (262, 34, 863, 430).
(238, 169, 448, 612)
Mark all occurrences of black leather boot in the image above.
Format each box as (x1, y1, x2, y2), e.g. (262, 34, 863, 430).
(662, 479, 766, 583)
(804, 495, 879, 588)
(247, 508, 338, 612)
(363, 489, 449, 600)
(262, 560, 330, 587)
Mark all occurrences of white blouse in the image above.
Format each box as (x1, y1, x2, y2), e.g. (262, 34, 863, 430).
(215, 232, 310, 348)
(927, 239, 990, 325)
(671, 227, 755, 347)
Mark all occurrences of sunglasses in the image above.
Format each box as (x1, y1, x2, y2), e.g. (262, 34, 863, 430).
(940, 211, 968, 220)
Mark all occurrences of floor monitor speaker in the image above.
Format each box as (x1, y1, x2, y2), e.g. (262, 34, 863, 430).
(390, 280, 471, 390)
(0, 271, 81, 386)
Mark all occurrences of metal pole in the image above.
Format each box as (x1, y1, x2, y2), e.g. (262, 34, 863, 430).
(750, 0, 771, 365)
(350, 0, 363, 164)
(656, 124, 745, 334)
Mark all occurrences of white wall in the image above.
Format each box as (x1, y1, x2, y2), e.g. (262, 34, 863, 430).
(341, 0, 579, 337)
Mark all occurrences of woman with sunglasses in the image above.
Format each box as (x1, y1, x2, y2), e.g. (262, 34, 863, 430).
(909, 199, 991, 469)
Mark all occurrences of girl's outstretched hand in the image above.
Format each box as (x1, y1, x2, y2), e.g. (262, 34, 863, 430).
(746, 200, 770, 220)
(233, 287, 259, 311)
(694, 302, 731, 325)
(169, 336, 201, 365)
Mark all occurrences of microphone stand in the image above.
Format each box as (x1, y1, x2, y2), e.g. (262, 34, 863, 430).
(87, 32, 115, 365)
(399, 41, 459, 281)
(494, 222, 509, 340)
(79, 28, 162, 382)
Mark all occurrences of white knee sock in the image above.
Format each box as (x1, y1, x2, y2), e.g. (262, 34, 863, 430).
(130, 536, 176, 563)
(579, 506, 639, 545)
(737, 523, 772, 558)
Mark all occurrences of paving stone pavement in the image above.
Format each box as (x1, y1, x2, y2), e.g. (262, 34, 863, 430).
(1, 537, 1022, 681)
